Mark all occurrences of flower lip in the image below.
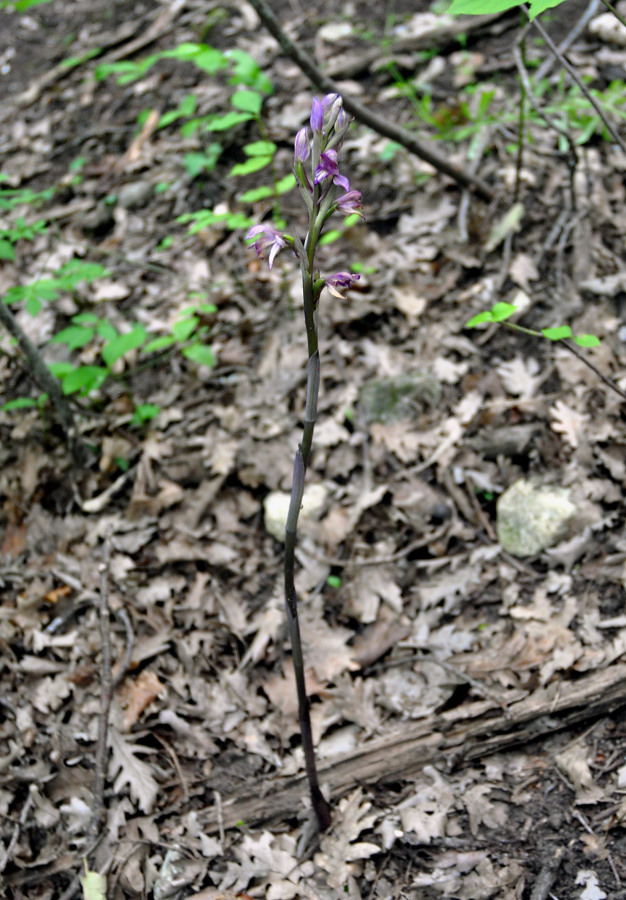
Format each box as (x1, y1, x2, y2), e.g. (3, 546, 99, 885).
(325, 271, 360, 298)
(314, 149, 350, 191)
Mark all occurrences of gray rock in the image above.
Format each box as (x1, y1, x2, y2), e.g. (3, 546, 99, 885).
(496, 479, 577, 557)
(359, 373, 442, 425)
(117, 180, 153, 209)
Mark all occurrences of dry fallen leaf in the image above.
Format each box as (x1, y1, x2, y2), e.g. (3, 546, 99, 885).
(551, 400, 588, 448)
(119, 669, 165, 730)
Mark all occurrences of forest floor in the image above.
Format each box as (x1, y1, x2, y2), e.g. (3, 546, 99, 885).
(2, 0, 626, 898)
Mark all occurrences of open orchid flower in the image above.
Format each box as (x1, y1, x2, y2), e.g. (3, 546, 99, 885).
(245, 224, 287, 269)
(326, 271, 360, 298)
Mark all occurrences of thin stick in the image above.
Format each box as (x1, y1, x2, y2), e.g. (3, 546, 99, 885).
(245, 0, 495, 201)
(90, 533, 113, 838)
(534, 0, 601, 83)
(0, 790, 34, 875)
(526, 5, 626, 156)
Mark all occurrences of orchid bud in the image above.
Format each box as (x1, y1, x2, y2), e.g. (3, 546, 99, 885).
(310, 97, 324, 134)
(294, 127, 310, 163)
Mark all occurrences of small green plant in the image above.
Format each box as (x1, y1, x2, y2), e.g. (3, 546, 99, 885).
(466, 301, 601, 348)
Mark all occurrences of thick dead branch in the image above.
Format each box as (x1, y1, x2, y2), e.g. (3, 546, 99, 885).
(200, 663, 626, 831)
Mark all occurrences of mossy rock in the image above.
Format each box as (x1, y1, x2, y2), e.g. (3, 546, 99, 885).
(497, 479, 577, 557)
(359, 373, 442, 425)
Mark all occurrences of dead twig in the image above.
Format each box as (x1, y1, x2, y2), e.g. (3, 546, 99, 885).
(534, 0, 601, 83)
(303, 522, 450, 568)
(0, 789, 34, 876)
(90, 534, 114, 838)
(529, 846, 566, 900)
(245, 0, 496, 201)
(0, 302, 88, 465)
(526, 5, 626, 156)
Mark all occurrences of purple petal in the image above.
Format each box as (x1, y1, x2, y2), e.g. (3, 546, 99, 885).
(310, 97, 324, 133)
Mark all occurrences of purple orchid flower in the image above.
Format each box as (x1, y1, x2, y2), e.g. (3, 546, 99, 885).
(336, 189, 363, 217)
(325, 271, 360, 298)
(294, 127, 310, 163)
(245, 224, 287, 269)
(314, 149, 350, 191)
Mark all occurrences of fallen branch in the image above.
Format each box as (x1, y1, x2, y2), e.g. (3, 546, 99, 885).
(245, 0, 496, 201)
(199, 662, 626, 832)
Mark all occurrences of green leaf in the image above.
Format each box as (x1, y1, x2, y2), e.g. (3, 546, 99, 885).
(48, 362, 76, 379)
(60, 366, 108, 396)
(51, 325, 95, 350)
(172, 316, 198, 341)
(448, 0, 564, 17)
(275, 173, 297, 195)
(319, 229, 341, 245)
(229, 156, 272, 176)
(56, 259, 109, 288)
(184, 152, 219, 178)
(231, 90, 263, 115)
(326, 575, 342, 588)
(131, 403, 160, 426)
(182, 343, 215, 367)
(226, 49, 273, 93)
(490, 302, 518, 322)
(448, 0, 520, 14)
(24, 296, 42, 317)
(13, 0, 54, 9)
(143, 335, 176, 353)
(1, 397, 39, 411)
(101, 325, 147, 366)
(80, 870, 107, 900)
(573, 333, 601, 347)
(466, 310, 494, 328)
(72, 313, 100, 325)
(162, 43, 227, 74)
(238, 185, 275, 203)
(96, 320, 119, 342)
(0, 239, 14, 260)
(205, 111, 253, 132)
(542, 325, 572, 340)
(243, 140, 276, 156)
